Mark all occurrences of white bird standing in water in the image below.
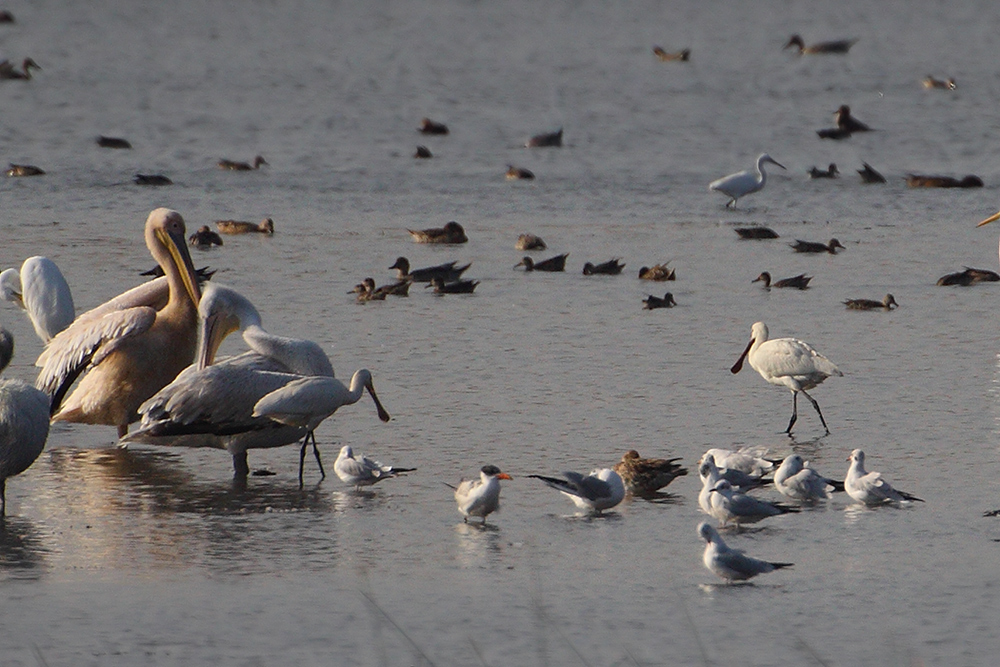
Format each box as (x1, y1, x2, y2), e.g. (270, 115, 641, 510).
(35, 208, 203, 437)
(731, 321, 842, 434)
(451, 465, 512, 524)
(844, 449, 923, 505)
(123, 283, 337, 481)
(0, 328, 50, 515)
(773, 454, 842, 501)
(333, 445, 415, 489)
(528, 468, 626, 514)
(698, 522, 792, 582)
(0, 256, 75, 343)
(251, 369, 391, 475)
(709, 154, 786, 208)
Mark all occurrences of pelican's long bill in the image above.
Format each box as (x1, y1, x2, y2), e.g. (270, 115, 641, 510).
(977, 210, 1000, 227)
(155, 223, 202, 308)
(731, 338, 755, 373)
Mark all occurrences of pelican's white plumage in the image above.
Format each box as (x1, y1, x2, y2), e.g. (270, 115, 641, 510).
(709, 154, 786, 208)
(0, 256, 75, 343)
(333, 444, 415, 489)
(698, 522, 792, 582)
(0, 328, 50, 515)
(529, 467, 626, 513)
(731, 321, 842, 434)
(773, 454, 837, 501)
(708, 479, 798, 527)
(123, 283, 336, 478)
(35, 209, 202, 437)
(453, 464, 511, 524)
(844, 449, 923, 505)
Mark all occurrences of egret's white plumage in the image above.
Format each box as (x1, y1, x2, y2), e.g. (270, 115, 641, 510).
(529, 468, 625, 514)
(731, 321, 842, 434)
(333, 445, 415, 489)
(123, 284, 336, 479)
(698, 522, 792, 582)
(35, 209, 203, 437)
(709, 154, 786, 208)
(0, 256, 75, 343)
(773, 454, 838, 501)
(452, 465, 511, 524)
(708, 479, 798, 527)
(844, 449, 923, 505)
(0, 328, 50, 515)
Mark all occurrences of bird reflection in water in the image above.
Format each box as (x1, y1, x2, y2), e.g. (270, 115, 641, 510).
(0, 515, 47, 577)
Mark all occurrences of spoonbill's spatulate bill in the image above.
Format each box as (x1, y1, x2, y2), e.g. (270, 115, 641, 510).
(698, 522, 792, 583)
(731, 322, 842, 435)
(709, 154, 785, 208)
(844, 449, 923, 505)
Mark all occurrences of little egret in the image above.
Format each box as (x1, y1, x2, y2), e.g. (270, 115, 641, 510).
(709, 154, 785, 208)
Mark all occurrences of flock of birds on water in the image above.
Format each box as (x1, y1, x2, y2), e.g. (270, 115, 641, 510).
(3, 17, 1000, 586)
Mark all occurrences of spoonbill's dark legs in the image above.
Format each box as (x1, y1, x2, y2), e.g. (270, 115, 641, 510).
(298, 431, 326, 487)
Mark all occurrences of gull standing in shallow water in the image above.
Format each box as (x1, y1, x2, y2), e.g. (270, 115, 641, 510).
(450, 465, 512, 524)
(731, 321, 842, 435)
(0, 328, 50, 516)
(529, 468, 625, 514)
(709, 154, 786, 208)
(708, 479, 799, 527)
(698, 522, 792, 583)
(333, 445, 415, 490)
(35, 208, 202, 438)
(844, 449, 923, 505)
(773, 454, 843, 501)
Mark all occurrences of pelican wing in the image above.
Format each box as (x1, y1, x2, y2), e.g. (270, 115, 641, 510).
(131, 364, 302, 438)
(242, 327, 334, 377)
(35, 306, 157, 409)
(36, 277, 170, 368)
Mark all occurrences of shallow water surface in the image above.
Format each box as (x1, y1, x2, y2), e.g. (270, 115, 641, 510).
(3, 1, 1000, 665)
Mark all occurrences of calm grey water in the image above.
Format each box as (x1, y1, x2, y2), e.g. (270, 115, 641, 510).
(3, 1, 1000, 665)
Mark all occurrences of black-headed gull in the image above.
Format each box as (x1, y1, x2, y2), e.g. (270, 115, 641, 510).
(529, 468, 625, 514)
(773, 454, 843, 501)
(844, 449, 923, 505)
(333, 445, 415, 490)
(699, 522, 792, 582)
(708, 479, 799, 527)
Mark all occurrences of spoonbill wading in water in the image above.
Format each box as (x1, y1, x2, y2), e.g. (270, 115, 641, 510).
(709, 154, 786, 208)
(731, 321, 842, 435)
